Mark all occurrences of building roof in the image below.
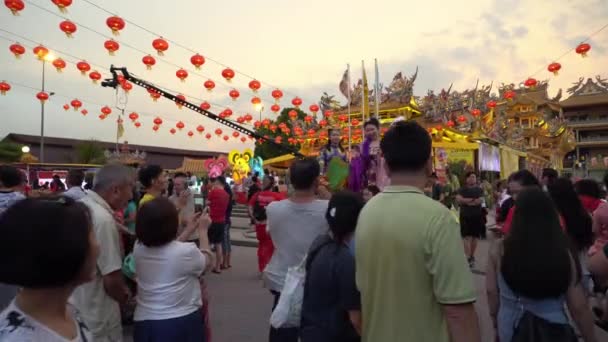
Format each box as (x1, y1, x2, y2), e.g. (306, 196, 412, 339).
(560, 93, 608, 108)
(560, 76, 608, 108)
(3, 133, 222, 158)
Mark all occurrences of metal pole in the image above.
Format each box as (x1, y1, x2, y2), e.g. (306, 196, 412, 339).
(40, 60, 45, 164)
(347, 64, 352, 157)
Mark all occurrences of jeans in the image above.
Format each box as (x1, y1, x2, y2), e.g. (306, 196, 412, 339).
(269, 291, 299, 342)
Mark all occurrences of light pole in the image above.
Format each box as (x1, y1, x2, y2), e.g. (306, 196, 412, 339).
(254, 103, 264, 121)
(21, 145, 31, 184)
(39, 53, 55, 164)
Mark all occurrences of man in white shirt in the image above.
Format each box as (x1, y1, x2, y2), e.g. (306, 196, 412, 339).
(169, 172, 196, 242)
(264, 158, 329, 342)
(72, 164, 134, 342)
(63, 169, 87, 201)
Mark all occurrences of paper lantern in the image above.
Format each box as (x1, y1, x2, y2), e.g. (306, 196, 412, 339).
(309, 104, 319, 114)
(175, 94, 186, 109)
(447, 120, 455, 127)
(101, 106, 112, 115)
(575, 43, 591, 57)
(187, 131, 194, 137)
(121, 81, 133, 93)
(148, 88, 161, 101)
(170, 128, 176, 135)
(51, 0, 71, 12)
(251, 96, 261, 105)
(200, 101, 211, 111)
(152, 125, 159, 132)
(89, 70, 101, 83)
(81, 109, 88, 116)
(9, 43, 25, 58)
(249, 80, 261, 92)
(232, 131, 240, 138)
(70, 99, 82, 110)
(240, 136, 247, 143)
(176, 121, 185, 130)
(221, 68, 235, 82)
(524, 78, 537, 88)
(196, 125, 205, 133)
(128, 112, 139, 121)
(547, 62, 561, 76)
(99, 114, 107, 120)
(106, 16, 125, 35)
(152, 37, 169, 55)
(204, 79, 215, 92)
(205, 133, 211, 139)
(215, 128, 222, 135)
(76, 61, 91, 75)
(487, 100, 497, 109)
(457, 115, 466, 122)
(142, 55, 156, 70)
(52, 58, 66, 72)
(59, 20, 77, 37)
(223, 135, 229, 141)
(104, 39, 119, 55)
(291, 97, 302, 108)
(5, 0, 24, 15)
(288, 110, 298, 120)
(229, 89, 240, 101)
(153, 117, 163, 126)
(33, 45, 49, 60)
(62, 104, 69, 111)
(190, 54, 205, 69)
(503, 90, 516, 100)
(36, 91, 49, 103)
(271, 89, 283, 103)
(176, 68, 188, 82)
(351, 119, 360, 126)
(271, 104, 280, 113)
(324, 110, 333, 118)
(223, 108, 233, 117)
(471, 109, 481, 116)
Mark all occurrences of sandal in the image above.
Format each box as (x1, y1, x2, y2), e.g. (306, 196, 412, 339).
(212, 269, 221, 274)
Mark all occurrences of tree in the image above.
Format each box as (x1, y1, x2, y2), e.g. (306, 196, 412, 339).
(0, 141, 23, 163)
(253, 107, 307, 160)
(74, 140, 107, 164)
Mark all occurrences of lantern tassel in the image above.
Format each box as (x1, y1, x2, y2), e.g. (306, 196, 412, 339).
(10, 9, 19, 16)
(56, 68, 63, 73)
(65, 33, 73, 38)
(553, 71, 559, 76)
(108, 51, 115, 56)
(112, 29, 120, 36)
(91, 80, 98, 84)
(14, 54, 21, 59)
(146, 65, 152, 70)
(157, 51, 164, 56)
(196, 66, 201, 70)
(58, 6, 68, 14)
(581, 52, 588, 58)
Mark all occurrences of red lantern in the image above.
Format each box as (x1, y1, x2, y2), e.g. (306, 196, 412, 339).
(175, 94, 186, 109)
(254, 121, 262, 128)
(291, 97, 302, 108)
(52, 58, 66, 72)
(244, 113, 253, 122)
(62, 104, 69, 111)
(524, 78, 537, 88)
(176, 121, 185, 130)
(223, 108, 233, 117)
(351, 118, 360, 126)
(151, 117, 162, 126)
(324, 110, 333, 118)
(229, 89, 240, 101)
(232, 131, 240, 138)
(338, 114, 348, 122)
(51, 0, 71, 12)
(240, 136, 246, 143)
(170, 128, 176, 135)
(70, 99, 82, 110)
(271, 89, 283, 103)
(204, 80, 215, 92)
(487, 100, 497, 109)
(446, 120, 455, 127)
(221, 68, 235, 82)
(134, 121, 141, 128)
(187, 131, 194, 137)
(128, 112, 138, 121)
(152, 124, 159, 132)
(458, 115, 466, 123)
(249, 80, 261, 92)
(251, 96, 261, 105)
(104, 39, 119, 55)
(304, 115, 313, 123)
(274, 136, 283, 144)
(148, 88, 161, 101)
(81, 109, 88, 116)
(190, 54, 205, 69)
(89, 70, 101, 83)
(270, 124, 277, 132)
(575, 43, 591, 57)
(262, 119, 271, 127)
(205, 133, 211, 139)
(237, 117, 245, 124)
(504, 90, 516, 100)
(307, 129, 316, 137)
(319, 119, 328, 128)
(288, 110, 298, 120)
(99, 114, 107, 120)
(142, 55, 156, 70)
(106, 16, 125, 35)
(196, 125, 205, 133)
(200, 102, 211, 111)
(309, 104, 319, 114)
(59, 20, 77, 37)
(471, 109, 481, 117)
(121, 81, 133, 92)
(9, 43, 25, 58)
(36, 91, 49, 103)
(271, 104, 281, 113)
(33, 45, 49, 60)
(152, 37, 169, 55)
(176, 68, 188, 82)
(215, 128, 222, 135)
(223, 135, 229, 141)
(101, 106, 112, 115)
(76, 61, 91, 75)
(547, 62, 561, 75)
(5, 0, 24, 15)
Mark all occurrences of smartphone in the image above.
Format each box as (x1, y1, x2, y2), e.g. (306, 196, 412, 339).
(194, 197, 205, 213)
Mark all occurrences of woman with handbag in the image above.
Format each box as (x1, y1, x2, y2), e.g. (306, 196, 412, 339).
(486, 188, 597, 342)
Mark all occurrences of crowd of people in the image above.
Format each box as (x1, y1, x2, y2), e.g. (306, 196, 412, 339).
(2, 119, 608, 341)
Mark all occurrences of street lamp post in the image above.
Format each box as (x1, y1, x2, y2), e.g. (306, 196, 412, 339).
(254, 103, 264, 121)
(39, 53, 55, 164)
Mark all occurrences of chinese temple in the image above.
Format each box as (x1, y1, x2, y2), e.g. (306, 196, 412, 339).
(560, 75, 608, 179)
(265, 67, 575, 179)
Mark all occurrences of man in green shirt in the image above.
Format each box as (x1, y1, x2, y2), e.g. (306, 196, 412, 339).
(355, 121, 480, 342)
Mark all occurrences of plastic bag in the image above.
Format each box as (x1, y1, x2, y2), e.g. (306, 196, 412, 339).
(122, 253, 136, 280)
(269, 256, 306, 328)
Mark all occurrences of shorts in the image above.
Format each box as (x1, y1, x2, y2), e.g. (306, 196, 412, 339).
(460, 215, 486, 238)
(208, 222, 225, 244)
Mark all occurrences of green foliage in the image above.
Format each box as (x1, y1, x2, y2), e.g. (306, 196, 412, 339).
(0, 142, 22, 162)
(74, 140, 106, 165)
(253, 107, 305, 160)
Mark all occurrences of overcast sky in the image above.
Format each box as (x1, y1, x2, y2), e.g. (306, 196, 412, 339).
(0, 0, 606, 153)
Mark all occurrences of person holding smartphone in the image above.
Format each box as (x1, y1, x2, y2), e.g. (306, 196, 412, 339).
(170, 173, 197, 244)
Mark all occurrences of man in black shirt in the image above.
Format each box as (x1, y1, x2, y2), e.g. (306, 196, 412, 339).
(456, 172, 485, 268)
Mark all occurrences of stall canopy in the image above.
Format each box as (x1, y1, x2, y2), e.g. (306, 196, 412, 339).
(500, 146, 527, 178)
